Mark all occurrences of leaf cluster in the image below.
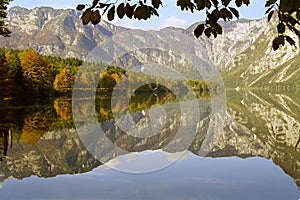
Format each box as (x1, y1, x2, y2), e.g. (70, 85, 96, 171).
(77, 0, 300, 51)
(77, 0, 162, 24)
(265, 0, 300, 50)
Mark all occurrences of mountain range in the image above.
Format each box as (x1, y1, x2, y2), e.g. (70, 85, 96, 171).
(0, 6, 300, 189)
(0, 6, 299, 89)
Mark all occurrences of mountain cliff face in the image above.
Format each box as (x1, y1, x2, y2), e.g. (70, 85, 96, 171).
(0, 128, 100, 181)
(0, 6, 300, 188)
(0, 92, 300, 187)
(1, 6, 127, 58)
(1, 6, 299, 88)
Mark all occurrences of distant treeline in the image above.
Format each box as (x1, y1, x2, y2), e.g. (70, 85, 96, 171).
(0, 48, 211, 100)
(0, 48, 212, 146)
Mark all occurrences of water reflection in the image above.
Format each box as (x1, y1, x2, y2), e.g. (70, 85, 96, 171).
(0, 88, 299, 195)
(0, 155, 299, 200)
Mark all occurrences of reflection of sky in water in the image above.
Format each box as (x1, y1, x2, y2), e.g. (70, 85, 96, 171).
(102, 150, 190, 173)
(0, 153, 299, 200)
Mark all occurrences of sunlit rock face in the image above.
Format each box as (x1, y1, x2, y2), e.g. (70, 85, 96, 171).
(2, 7, 299, 88)
(1, 128, 100, 181)
(2, 7, 127, 58)
(0, 6, 300, 189)
(0, 91, 300, 188)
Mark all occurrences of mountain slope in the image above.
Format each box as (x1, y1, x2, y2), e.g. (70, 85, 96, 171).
(1, 6, 299, 89)
(222, 20, 300, 88)
(1, 6, 127, 58)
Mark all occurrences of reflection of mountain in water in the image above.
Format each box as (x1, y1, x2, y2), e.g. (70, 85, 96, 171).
(214, 90, 300, 187)
(0, 90, 300, 188)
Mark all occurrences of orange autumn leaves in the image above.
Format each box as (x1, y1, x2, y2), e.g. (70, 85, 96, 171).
(19, 49, 53, 91)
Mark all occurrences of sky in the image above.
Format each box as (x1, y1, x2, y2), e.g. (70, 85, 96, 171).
(9, 0, 267, 29)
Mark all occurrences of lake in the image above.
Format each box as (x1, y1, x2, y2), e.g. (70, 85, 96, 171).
(0, 87, 299, 199)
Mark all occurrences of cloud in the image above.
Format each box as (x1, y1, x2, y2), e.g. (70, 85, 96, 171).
(162, 17, 188, 28)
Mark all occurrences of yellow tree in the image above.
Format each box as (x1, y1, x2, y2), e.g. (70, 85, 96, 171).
(53, 69, 74, 92)
(19, 49, 54, 94)
(20, 108, 54, 144)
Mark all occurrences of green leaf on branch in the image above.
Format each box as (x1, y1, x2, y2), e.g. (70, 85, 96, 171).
(134, 5, 152, 20)
(219, 8, 226, 21)
(117, 3, 125, 19)
(296, 10, 300, 20)
(212, 22, 223, 34)
(285, 36, 296, 46)
(177, 0, 190, 10)
(76, 4, 86, 11)
(125, 3, 136, 19)
(92, 0, 99, 7)
(81, 8, 93, 25)
(229, 7, 239, 18)
(211, 0, 219, 7)
(272, 37, 280, 51)
(98, 3, 107, 8)
(226, 8, 233, 19)
(211, 9, 220, 21)
(91, 10, 101, 25)
(278, 35, 285, 46)
(265, 5, 274, 14)
(235, 0, 243, 7)
(151, 0, 162, 9)
(222, 0, 231, 7)
(265, 0, 276, 7)
(205, 0, 212, 9)
(194, 0, 205, 10)
(243, 0, 250, 6)
(279, 0, 293, 13)
(268, 10, 274, 21)
(194, 23, 205, 38)
(294, 1, 300, 8)
(204, 27, 212, 38)
(107, 5, 115, 21)
(177, 0, 196, 12)
(277, 22, 285, 34)
(149, 6, 159, 16)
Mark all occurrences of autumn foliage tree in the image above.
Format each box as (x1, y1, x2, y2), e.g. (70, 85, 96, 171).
(53, 69, 75, 92)
(20, 108, 54, 144)
(54, 97, 72, 120)
(19, 49, 54, 94)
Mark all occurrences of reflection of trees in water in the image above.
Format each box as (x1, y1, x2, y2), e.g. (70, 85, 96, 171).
(54, 97, 72, 121)
(7, 71, 300, 188)
(0, 129, 11, 161)
(20, 107, 55, 144)
(1, 92, 300, 189)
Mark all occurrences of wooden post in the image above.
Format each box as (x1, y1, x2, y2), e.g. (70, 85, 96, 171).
(9, 129, 12, 148)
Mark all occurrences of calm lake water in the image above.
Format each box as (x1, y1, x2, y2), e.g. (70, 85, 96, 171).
(0, 88, 299, 199)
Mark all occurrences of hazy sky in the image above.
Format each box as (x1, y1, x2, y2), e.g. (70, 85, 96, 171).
(9, 0, 266, 29)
